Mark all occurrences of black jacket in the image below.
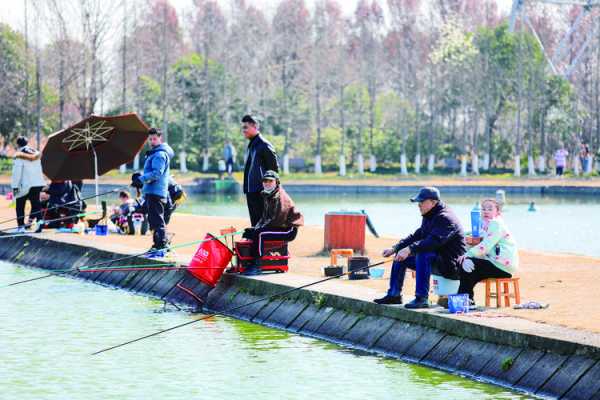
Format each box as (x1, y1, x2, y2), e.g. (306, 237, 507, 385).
(243, 134, 279, 193)
(393, 202, 466, 279)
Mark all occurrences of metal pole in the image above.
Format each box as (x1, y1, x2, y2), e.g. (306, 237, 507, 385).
(92, 146, 100, 209)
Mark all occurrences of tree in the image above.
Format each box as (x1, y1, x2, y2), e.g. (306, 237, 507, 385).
(0, 24, 30, 147)
(310, 0, 343, 174)
(191, 0, 227, 171)
(351, 0, 385, 173)
(271, 0, 310, 174)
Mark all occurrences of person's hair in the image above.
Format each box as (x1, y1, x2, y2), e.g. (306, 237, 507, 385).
(119, 191, 130, 199)
(16, 136, 28, 147)
(481, 198, 502, 213)
(148, 127, 162, 136)
(241, 115, 257, 125)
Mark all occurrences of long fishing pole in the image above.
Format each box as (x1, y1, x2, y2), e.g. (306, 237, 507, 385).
(0, 210, 99, 235)
(0, 187, 125, 226)
(1, 230, 243, 288)
(92, 257, 394, 356)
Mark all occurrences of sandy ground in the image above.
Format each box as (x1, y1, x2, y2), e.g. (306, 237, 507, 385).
(1, 197, 600, 340)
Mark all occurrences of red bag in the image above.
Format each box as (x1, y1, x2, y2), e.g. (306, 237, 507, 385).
(188, 233, 233, 287)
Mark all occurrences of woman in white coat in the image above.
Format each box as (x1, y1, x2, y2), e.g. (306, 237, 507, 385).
(10, 136, 46, 231)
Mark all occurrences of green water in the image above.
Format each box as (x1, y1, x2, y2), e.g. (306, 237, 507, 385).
(0, 262, 533, 399)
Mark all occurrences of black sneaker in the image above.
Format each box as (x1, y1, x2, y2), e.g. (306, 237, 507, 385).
(404, 297, 430, 309)
(242, 264, 262, 276)
(374, 295, 403, 305)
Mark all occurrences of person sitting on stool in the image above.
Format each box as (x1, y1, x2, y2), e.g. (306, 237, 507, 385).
(242, 170, 303, 276)
(374, 187, 466, 309)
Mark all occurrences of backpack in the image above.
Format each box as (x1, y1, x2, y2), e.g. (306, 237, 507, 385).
(168, 180, 186, 205)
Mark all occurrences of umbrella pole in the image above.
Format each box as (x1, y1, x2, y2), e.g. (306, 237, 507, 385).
(92, 146, 100, 209)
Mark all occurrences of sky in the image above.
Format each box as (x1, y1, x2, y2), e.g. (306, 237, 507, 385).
(0, 0, 514, 37)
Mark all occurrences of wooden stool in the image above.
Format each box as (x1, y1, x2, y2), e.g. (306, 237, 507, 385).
(485, 277, 521, 307)
(330, 249, 354, 266)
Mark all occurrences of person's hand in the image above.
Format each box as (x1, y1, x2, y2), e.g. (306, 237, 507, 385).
(131, 172, 143, 189)
(462, 258, 475, 273)
(242, 227, 254, 239)
(382, 248, 395, 258)
(395, 247, 411, 262)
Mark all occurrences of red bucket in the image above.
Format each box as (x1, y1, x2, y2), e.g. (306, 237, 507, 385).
(188, 233, 233, 287)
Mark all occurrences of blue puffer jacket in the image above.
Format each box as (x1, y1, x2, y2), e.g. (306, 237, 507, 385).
(141, 143, 174, 198)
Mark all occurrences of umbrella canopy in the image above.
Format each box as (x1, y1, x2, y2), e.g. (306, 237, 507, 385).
(42, 113, 149, 180)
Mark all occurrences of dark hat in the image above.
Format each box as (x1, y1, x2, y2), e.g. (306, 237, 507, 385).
(410, 187, 440, 202)
(241, 114, 258, 125)
(262, 170, 279, 182)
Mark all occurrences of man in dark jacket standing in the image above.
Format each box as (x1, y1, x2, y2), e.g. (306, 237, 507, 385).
(374, 187, 466, 309)
(242, 115, 279, 226)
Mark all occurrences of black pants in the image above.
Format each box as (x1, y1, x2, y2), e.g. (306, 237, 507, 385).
(146, 194, 168, 248)
(16, 186, 43, 227)
(243, 226, 298, 258)
(458, 257, 512, 299)
(246, 192, 264, 227)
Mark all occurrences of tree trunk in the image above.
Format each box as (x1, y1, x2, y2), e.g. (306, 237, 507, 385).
(357, 153, 364, 175)
(472, 112, 480, 175)
(160, 5, 169, 142)
(339, 85, 346, 176)
(339, 154, 346, 176)
(415, 100, 421, 174)
(314, 82, 322, 174)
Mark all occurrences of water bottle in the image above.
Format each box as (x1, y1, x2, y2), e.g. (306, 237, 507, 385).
(133, 218, 142, 235)
(471, 203, 481, 238)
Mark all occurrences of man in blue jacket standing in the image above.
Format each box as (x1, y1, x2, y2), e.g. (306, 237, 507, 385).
(374, 187, 466, 309)
(242, 115, 279, 226)
(132, 128, 174, 253)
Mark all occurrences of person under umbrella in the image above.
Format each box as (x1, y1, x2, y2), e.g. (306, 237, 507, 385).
(131, 128, 174, 255)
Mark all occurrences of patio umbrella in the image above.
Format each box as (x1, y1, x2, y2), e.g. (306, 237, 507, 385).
(42, 113, 149, 206)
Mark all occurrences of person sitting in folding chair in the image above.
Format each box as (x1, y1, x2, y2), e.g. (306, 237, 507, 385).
(242, 170, 304, 276)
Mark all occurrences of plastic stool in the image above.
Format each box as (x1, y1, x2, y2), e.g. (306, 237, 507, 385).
(330, 249, 354, 266)
(485, 277, 521, 307)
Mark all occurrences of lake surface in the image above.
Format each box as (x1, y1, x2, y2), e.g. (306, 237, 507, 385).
(176, 192, 600, 258)
(0, 261, 532, 399)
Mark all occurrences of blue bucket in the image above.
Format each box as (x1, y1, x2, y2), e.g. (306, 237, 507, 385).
(95, 224, 108, 236)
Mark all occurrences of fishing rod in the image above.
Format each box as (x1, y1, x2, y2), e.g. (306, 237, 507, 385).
(0, 210, 99, 235)
(91, 257, 394, 356)
(1, 230, 243, 288)
(0, 187, 125, 227)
